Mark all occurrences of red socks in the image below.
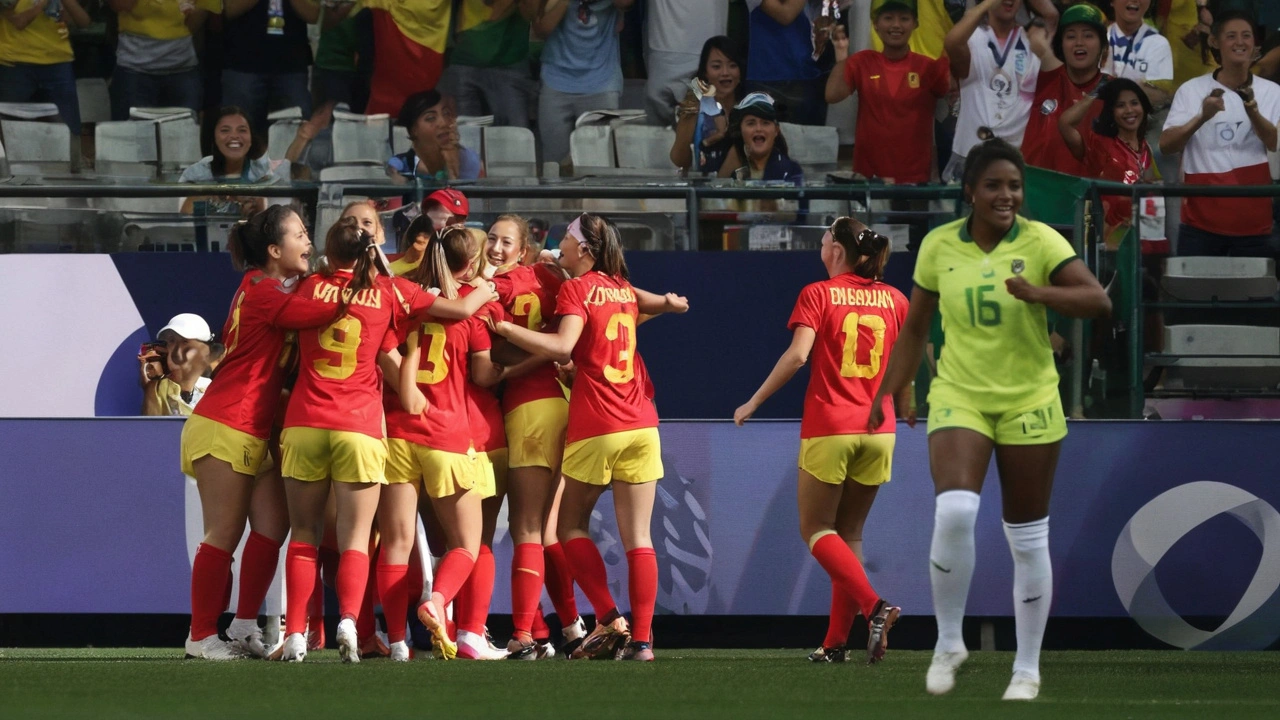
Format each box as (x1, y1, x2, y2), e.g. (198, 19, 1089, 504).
(543, 542, 579, 622)
(457, 546, 495, 635)
(234, 532, 280, 621)
(190, 543, 233, 641)
(510, 543, 545, 638)
(406, 549, 425, 607)
(532, 605, 551, 642)
(376, 563, 409, 643)
(810, 533, 878, 620)
(336, 550, 370, 623)
(563, 537, 615, 618)
(430, 547, 475, 607)
(824, 586, 856, 649)
(284, 542, 318, 636)
(626, 548, 657, 644)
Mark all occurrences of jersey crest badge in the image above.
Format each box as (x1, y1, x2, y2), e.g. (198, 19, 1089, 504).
(1011, 259, 1025, 275)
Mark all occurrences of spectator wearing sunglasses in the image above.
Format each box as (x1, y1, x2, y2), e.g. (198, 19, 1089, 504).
(719, 92, 805, 184)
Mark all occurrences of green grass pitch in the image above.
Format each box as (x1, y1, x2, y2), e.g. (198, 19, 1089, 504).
(1, 648, 1278, 719)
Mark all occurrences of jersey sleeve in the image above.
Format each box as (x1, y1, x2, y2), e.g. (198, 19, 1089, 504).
(491, 274, 516, 305)
(1163, 78, 1199, 129)
(787, 283, 824, 331)
(843, 53, 860, 94)
(1144, 35, 1175, 84)
(927, 54, 950, 96)
(1259, 82, 1280, 125)
(1038, 226, 1080, 280)
(913, 233, 941, 294)
(267, 278, 338, 329)
(893, 287, 910, 330)
(391, 276, 437, 319)
(468, 316, 493, 353)
(556, 279, 587, 320)
(534, 262, 567, 303)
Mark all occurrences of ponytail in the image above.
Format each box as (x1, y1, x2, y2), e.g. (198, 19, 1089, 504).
(323, 217, 390, 315)
(576, 213, 629, 280)
(830, 216, 891, 281)
(404, 225, 475, 299)
(227, 205, 297, 272)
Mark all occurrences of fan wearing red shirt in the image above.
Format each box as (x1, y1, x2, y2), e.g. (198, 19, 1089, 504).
(180, 206, 337, 661)
(825, 0, 950, 184)
(276, 218, 495, 665)
(734, 217, 911, 665)
(491, 214, 689, 663)
(1022, 3, 1108, 176)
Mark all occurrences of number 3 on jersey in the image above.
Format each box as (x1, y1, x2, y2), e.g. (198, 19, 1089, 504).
(604, 312, 637, 384)
(840, 311, 886, 379)
(315, 316, 363, 379)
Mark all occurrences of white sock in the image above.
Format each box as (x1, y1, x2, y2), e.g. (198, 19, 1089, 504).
(930, 490, 981, 654)
(1005, 517, 1051, 679)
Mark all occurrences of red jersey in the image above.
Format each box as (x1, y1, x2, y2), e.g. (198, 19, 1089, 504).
(284, 272, 436, 438)
(460, 285, 507, 452)
(194, 271, 335, 439)
(383, 294, 490, 455)
(787, 273, 909, 439)
(492, 263, 568, 413)
(1083, 129, 1157, 248)
(843, 50, 949, 184)
(557, 271, 658, 445)
(1023, 66, 1104, 176)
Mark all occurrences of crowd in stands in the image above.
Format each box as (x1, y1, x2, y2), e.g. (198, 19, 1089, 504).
(2, 1, 1280, 258)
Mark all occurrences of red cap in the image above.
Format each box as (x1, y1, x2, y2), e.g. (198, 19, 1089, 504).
(426, 188, 469, 218)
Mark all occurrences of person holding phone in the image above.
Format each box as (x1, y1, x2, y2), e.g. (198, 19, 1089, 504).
(140, 314, 224, 417)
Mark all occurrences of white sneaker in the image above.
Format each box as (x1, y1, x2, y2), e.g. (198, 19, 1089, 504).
(389, 641, 411, 662)
(184, 634, 246, 661)
(336, 618, 360, 664)
(926, 649, 970, 695)
(279, 632, 307, 662)
(563, 615, 588, 644)
(1002, 670, 1041, 701)
(227, 618, 268, 659)
(536, 640, 556, 660)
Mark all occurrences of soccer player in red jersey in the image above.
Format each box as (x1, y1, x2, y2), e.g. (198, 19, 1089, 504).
(276, 218, 495, 663)
(180, 206, 338, 660)
(489, 214, 688, 662)
(734, 217, 911, 665)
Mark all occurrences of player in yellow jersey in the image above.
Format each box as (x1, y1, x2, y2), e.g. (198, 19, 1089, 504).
(871, 137, 1110, 701)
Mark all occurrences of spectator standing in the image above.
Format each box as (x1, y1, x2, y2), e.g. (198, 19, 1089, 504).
(312, 2, 374, 112)
(1103, 0, 1174, 109)
(1160, 11, 1280, 257)
(438, 0, 537, 128)
(0, 0, 91, 134)
(1022, 2, 1109, 176)
(644, 0, 730, 127)
(221, 0, 318, 133)
(363, 0, 451, 116)
(826, 0, 950, 184)
(670, 35, 746, 174)
(870, 0, 965, 59)
(743, 0, 838, 126)
(1159, 0, 1217, 88)
(536, 0, 633, 167)
(388, 90, 484, 183)
(108, 0, 218, 120)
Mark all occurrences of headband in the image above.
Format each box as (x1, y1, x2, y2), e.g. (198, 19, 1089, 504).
(566, 215, 587, 247)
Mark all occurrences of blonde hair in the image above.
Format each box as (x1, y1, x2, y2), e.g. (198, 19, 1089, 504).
(464, 228, 491, 281)
(404, 226, 475, 299)
(339, 200, 385, 245)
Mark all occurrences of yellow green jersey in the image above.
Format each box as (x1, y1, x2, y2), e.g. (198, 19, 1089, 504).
(913, 216, 1077, 413)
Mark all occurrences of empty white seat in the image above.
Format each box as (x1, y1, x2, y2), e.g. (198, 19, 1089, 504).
(1, 119, 72, 174)
(780, 122, 840, 173)
(392, 125, 411, 155)
(569, 126, 616, 174)
(157, 118, 201, 175)
(483, 126, 537, 178)
(1163, 324, 1280, 389)
(1162, 256, 1278, 301)
(95, 120, 157, 178)
(332, 116, 392, 164)
(77, 78, 111, 124)
(267, 119, 302, 166)
(614, 125, 676, 173)
(458, 125, 482, 157)
(318, 165, 392, 183)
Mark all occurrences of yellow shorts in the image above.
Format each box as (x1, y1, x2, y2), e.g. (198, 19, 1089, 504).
(504, 398, 568, 470)
(280, 427, 388, 484)
(181, 414, 268, 477)
(562, 427, 663, 487)
(386, 438, 494, 500)
(927, 391, 1068, 446)
(798, 433, 896, 486)
(483, 448, 509, 498)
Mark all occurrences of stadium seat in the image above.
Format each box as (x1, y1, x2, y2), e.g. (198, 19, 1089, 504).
(569, 125, 617, 175)
(458, 124, 482, 158)
(483, 126, 537, 178)
(614, 125, 677, 176)
(1162, 257, 1279, 302)
(0, 119, 72, 175)
(779, 122, 841, 174)
(1162, 324, 1280, 390)
(94, 120, 157, 179)
(267, 119, 303, 165)
(332, 114, 392, 165)
(391, 125, 411, 155)
(76, 78, 111, 125)
(156, 118, 202, 177)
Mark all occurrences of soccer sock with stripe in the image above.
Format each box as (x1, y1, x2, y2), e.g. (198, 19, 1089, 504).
(234, 531, 280, 621)
(190, 543, 234, 641)
(1005, 517, 1051, 679)
(809, 532, 878, 619)
(563, 536, 617, 619)
(823, 586, 857, 649)
(284, 542, 318, 637)
(931, 490, 981, 654)
(626, 547, 658, 644)
(543, 542, 580, 622)
(510, 543, 545, 640)
(430, 547, 476, 608)
(375, 563, 409, 644)
(335, 550, 371, 623)
(456, 545, 495, 636)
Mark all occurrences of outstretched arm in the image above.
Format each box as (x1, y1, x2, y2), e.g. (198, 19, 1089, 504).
(733, 326, 815, 425)
(491, 314, 584, 365)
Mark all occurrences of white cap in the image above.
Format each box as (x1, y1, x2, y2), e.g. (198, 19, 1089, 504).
(158, 313, 213, 342)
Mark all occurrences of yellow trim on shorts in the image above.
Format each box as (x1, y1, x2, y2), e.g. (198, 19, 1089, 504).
(180, 414, 268, 477)
(562, 427, 663, 487)
(504, 397, 568, 470)
(798, 433, 895, 486)
(280, 427, 388, 484)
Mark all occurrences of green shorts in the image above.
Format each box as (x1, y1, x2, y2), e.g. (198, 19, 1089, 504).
(927, 390, 1067, 446)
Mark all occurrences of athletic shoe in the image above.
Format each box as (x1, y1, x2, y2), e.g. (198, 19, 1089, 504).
(926, 649, 970, 695)
(457, 630, 507, 660)
(618, 641, 654, 662)
(416, 599, 457, 660)
(360, 631, 390, 659)
(536, 640, 556, 660)
(336, 618, 360, 664)
(389, 640, 412, 663)
(866, 600, 901, 665)
(307, 617, 325, 651)
(560, 615, 589, 658)
(1002, 670, 1040, 701)
(279, 632, 307, 662)
(571, 615, 630, 661)
(227, 618, 268, 659)
(506, 638, 537, 661)
(807, 646, 847, 663)
(184, 634, 247, 661)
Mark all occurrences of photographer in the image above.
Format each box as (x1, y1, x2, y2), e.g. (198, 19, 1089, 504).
(138, 314, 224, 417)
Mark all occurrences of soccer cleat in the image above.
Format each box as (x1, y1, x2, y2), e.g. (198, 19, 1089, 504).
(416, 599, 457, 660)
(1002, 670, 1041, 701)
(536, 640, 556, 660)
(389, 641, 412, 663)
(336, 618, 360, 664)
(457, 630, 508, 660)
(571, 615, 630, 660)
(227, 618, 269, 659)
(184, 634, 248, 661)
(618, 641, 654, 662)
(926, 649, 970, 695)
(506, 638, 537, 661)
(279, 632, 307, 662)
(866, 600, 901, 665)
(807, 646, 848, 663)
(560, 615, 589, 658)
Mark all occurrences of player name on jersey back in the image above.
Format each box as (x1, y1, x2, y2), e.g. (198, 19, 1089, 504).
(828, 287, 896, 309)
(582, 285, 637, 307)
(310, 284, 383, 309)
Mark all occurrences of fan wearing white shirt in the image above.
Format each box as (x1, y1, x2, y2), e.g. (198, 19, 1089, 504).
(1103, 1, 1174, 109)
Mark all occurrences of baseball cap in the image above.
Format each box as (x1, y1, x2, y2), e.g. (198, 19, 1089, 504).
(158, 313, 213, 342)
(425, 188, 469, 218)
(871, 0, 917, 18)
(732, 92, 777, 122)
(1059, 2, 1106, 36)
